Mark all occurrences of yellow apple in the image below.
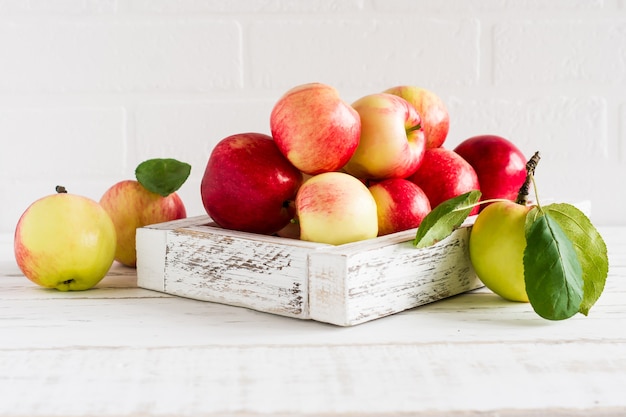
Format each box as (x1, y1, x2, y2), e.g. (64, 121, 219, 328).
(469, 200, 532, 302)
(14, 189, 117, 291)
(100, 180, 186, 267)
(296, 172, 378, 245)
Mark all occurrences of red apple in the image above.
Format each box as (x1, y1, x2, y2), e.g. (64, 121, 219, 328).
(100, 180, 186, 267)
(407, 148, 480, 214)
(343, 93, 426, 180)
(270, 82, 361, 175)
(384, 85, 449, 149)
(453, 135, 527, 206)
(200, 132, 303, 235)
(368, 178, 431, 236)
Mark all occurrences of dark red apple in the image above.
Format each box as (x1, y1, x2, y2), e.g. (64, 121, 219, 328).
(368, 178, 431, 236)
(407, 147, 480, 214)
(453, 135, 526, 205)
(200, 132, 303, 235)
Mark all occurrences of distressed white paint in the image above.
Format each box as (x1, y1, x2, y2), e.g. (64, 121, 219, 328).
(308, 226, 480, 325)
(136, 216, 481, 326)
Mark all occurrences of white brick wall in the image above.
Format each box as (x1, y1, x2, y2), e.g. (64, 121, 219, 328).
(1, 0, 625, 235)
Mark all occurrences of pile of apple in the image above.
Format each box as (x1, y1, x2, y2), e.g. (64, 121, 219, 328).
(13, 81, 529, 294)
(201, 82, 527, 245)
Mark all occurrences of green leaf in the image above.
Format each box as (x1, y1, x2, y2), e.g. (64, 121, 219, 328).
(523, 211, 584, 320)
(135, 158, 191, 197)
(413, 190, 481, 249)
(544, 203, 609, 316)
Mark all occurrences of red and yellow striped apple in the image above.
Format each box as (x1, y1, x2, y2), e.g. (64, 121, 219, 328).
(384, 85, 449, 149)
(369, 178, 431, 236)
(270, 82, 361, 175)
(201, 132, 303, 236)
(14, 189, 116, 291)
(296, 172, 378, 245)
(343, 93, 426, 180)
(100, 180, 186, 267)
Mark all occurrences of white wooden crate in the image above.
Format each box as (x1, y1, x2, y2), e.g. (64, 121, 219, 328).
(136, 215, 481, 326)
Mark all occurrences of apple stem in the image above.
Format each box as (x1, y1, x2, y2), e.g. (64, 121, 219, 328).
(515, 151, 541, 206)
(476, 198, 513, 206)
(530, 172, 542, 211)
(452, 198, 511, 214)
(406, 124, 422, 133)
(55, 185, 68, 194)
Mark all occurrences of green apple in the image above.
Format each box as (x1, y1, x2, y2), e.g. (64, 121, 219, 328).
(14, 188, 117, 291)
(296, 172, 378, 245)
(469, 200, 532, 302)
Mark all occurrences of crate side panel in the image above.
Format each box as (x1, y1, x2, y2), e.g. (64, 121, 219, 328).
(162, 228, 310, 319)
(344, 227, 480, 326)
(307, 252, 349, 326)
(136, 226, 168, 292)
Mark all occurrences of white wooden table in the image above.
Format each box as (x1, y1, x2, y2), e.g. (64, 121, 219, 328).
(1, 227, 625, 417)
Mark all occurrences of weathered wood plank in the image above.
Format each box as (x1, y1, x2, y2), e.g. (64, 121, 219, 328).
(2, 279, 626, 351)
(2, 342, 626, 416)
(163, 226, 313, 317)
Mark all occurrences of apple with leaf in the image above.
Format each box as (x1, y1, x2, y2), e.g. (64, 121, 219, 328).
(413, 152, 609, 321)
(100, 158, 190, 267)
